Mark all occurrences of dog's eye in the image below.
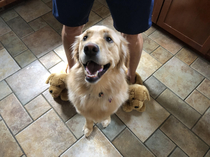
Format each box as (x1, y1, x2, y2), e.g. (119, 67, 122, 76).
(83, 35, 88, 41)
(106, 37, 113, 43)
(57, 85, 61, 88)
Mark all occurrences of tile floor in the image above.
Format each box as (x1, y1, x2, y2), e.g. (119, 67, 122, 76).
(0, 0, 210, 157)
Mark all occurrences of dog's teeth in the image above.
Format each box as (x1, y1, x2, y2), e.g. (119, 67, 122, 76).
(85, 71, 98, 78)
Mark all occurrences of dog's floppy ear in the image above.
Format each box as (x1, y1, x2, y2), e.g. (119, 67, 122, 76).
(117, 36, 130, 69)
(46, 73, 55, 84)
(71, 36, 80, 62)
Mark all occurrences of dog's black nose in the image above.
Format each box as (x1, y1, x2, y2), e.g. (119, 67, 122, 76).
(84, 43, 99, 57)
(50, 90, 53, 93)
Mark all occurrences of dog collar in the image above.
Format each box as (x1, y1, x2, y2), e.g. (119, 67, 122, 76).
(99, 92, 112, 103)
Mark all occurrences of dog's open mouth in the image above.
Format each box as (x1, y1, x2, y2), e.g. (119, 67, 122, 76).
(83, 61, 110, 83)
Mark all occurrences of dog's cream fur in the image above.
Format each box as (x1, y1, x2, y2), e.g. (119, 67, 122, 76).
(67, 26, 129, 137)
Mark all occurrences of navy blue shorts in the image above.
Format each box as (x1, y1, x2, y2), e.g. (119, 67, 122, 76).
(52, 0, 154, 34)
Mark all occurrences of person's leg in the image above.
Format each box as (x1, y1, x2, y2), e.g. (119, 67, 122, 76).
(122, 33, 143, 84)
(106, 0, 154, 84)
(62, 25, 84, 69)
(52, 0, 94, 70)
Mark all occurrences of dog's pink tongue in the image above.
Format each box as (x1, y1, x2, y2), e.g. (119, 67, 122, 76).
(86, 61, 102, 75)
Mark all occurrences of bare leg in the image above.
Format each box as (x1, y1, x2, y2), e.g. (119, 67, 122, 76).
(62, 25, 85, 70)
(122, 34, 143, 84)
(83, 118, 94, 137)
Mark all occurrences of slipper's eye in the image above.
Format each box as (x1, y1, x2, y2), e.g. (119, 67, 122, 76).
(83, 35, 88, 41)
(106, 36, 113, 43)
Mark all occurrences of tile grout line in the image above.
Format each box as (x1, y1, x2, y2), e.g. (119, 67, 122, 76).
(155, 88, 202, 129)
(41, 91, 78, 140)
(114, 114, 157, 156)
(95, 125, 125, 157)
(157, 97, 210, 148)
(1, 3, 210, 156)
(152, 87, 210, 147)
(0, 116, 27, 156)
(161, 115, 210, 156)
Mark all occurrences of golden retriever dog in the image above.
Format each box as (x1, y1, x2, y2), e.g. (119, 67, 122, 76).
(67, 25, 129, 137)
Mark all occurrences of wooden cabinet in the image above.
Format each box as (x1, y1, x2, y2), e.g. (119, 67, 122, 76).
(0, 0, 19, 8)
(152, 0, 210, 60)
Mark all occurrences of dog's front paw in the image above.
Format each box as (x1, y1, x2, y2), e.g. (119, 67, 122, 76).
(101, 116, 111, 128)
(83, 126, 93, 137)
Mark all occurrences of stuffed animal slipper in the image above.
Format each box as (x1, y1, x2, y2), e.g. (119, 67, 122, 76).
(123, 72, 150, 112)
(46, 73, 69, 101)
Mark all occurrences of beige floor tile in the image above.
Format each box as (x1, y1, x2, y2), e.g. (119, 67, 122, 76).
(97, 114, 126, 141)
(0, 80, 12, 100)
(151, 46, 173, 64)
(145, 129, 176, 157)
(176, 47, 198, 65)
(142, 34, 159, 53)
(97, 16, 116, 31)
(191, 58, 210, 80)
(39, 51, 61, 69)
(0, 17, 11, 36)
(14, 49, 36, 68)
(143, 25, 156, 36)
(185, 90, 210, 114)
(25, 95, 51, 120)
(7, 16, 34, 38)
(43, 90, 77, 122)
(1, 9, 18, 22)
(29, 17, 47, 31)
(6, 60, 50, 105)
(66, 114, 86, 139)
(154, 57, 204, 99)
(49, 61, 67, 73)
(113, 128, 154, 157)
(92, 0, 103, 12)
(22, 25, 62, 58)
(42, 12, 63, 34)
(161, 116, 209, 157)
(42, 0, 51, 3)
(0, 94, 32, 134)
(0, 49, 20, 82)
(0, 121, 23, 157)
(94, 6, 111, 18)
(16, 109, 76, 157)
(0, 31, 28, 57)
(97, 0, 108, 7)
(116, 98, 170, 142)
(84, 11, 102, 30)
(45, 1, 52, 9)
(136, 51, 162, 81)
(192, 108, 210, 146)
(157, 89, 200, 129)
(15, 0, 51, 22)
(144, 76, 166, 99)
(197, 79, 210, 99)
(169, 148, 188, 157)
(54, 45, 67, 63)
(205, 150, 210, 157)
(0, 43, 3, 50)
(149, 30, 182, 54)
(61, 126, 122, 157)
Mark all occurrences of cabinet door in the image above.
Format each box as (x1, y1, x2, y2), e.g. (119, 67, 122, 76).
(0, 0, 7, 7)
(157, 0, 210, 55)
(152, 0, 164, 23)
